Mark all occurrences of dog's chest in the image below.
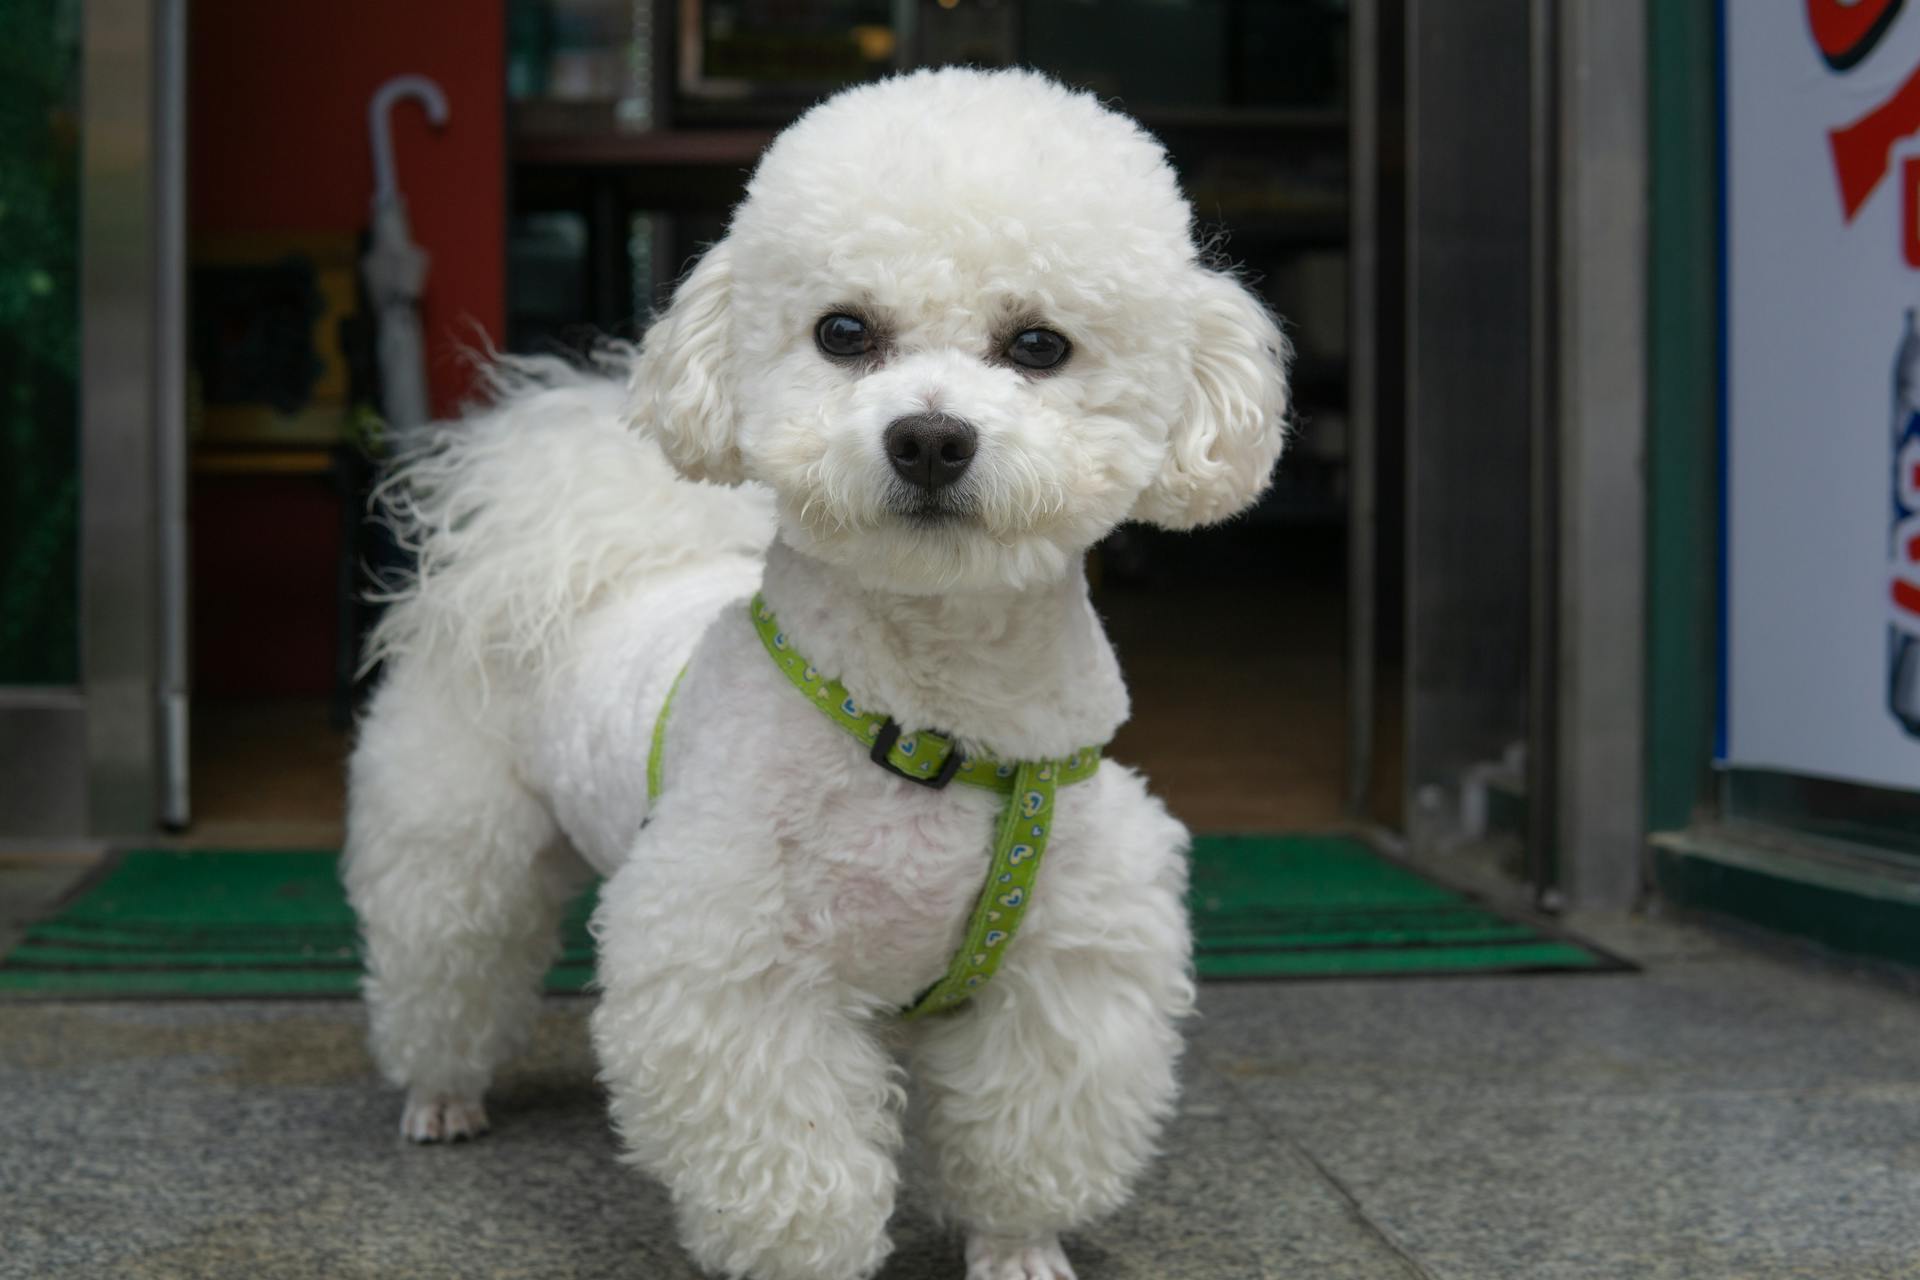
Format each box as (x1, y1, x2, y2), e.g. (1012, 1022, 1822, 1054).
(771, 766, 1005, 1000)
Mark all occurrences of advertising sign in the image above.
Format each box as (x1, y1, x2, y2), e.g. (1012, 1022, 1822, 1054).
(1723, 0, 1920, 792)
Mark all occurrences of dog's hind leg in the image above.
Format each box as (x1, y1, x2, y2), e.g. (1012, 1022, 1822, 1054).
(343, 664, 590, 1142)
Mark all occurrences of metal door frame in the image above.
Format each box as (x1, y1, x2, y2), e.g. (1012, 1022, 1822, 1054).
(0, 0, 187, 840)
(1355, 0, 1648, 910)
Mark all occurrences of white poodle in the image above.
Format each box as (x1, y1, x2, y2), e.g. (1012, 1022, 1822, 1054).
(344, 67, 1289, 1280)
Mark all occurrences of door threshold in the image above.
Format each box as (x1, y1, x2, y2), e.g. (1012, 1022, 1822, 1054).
(1651, 823, 1920, 969)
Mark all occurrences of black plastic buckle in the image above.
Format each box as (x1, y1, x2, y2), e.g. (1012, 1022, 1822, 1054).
(870, 718, 965, 789)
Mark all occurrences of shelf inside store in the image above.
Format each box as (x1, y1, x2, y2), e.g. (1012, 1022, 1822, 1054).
(1250, 356, 1349, 527)
(657, 94, 1347, 135)
(1253, 456, 1348, 527)
(190, 444, 341, 477)
(510, 102, 1346, 170)
(1137, 106, 1347, 140)
(513, 125, 776, 168)
(1289, 355, 1348, 403)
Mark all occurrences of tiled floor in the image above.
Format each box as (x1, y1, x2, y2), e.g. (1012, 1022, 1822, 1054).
(6, 566, 1903, 1277)
(188, 698, 351, 848)
(3, 857, 1918, 1280)
(1098, 581, 1403, 833)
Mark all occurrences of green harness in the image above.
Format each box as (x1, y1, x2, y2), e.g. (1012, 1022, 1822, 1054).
(646, 595, 1104, 1019)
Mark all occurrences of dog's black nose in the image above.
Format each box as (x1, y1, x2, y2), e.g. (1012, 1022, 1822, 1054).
(883, 414, 977, 492)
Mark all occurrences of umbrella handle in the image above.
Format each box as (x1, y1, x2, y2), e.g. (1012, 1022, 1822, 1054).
(369, 74, 449, 207)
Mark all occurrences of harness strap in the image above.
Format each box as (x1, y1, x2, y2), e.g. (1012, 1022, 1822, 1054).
(643, 595, 1104, 1019)
(646, 665, 688, 806)
(901, 757, 1061, 1017)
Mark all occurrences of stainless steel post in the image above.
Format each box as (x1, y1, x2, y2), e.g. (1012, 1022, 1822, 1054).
(1551, 0, 1649, 910)
(82, 0, 165, 836)
(1527, 0, 1561, 904)
(156, 0, 191, 830)
(1346, 0, 1379, 817)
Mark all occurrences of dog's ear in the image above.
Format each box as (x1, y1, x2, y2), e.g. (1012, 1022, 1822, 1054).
(1131, 268, 1291, 529)
(628, 241, 744, 485)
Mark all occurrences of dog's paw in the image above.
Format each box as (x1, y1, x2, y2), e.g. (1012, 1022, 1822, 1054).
(400, 1092, 490, 1143)
(964, 1234, 1077, 1280)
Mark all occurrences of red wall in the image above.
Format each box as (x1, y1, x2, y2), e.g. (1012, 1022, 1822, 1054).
(190, 2, 504, 698)
(192, 475, 345, 699)
(191, 0, 505, 417)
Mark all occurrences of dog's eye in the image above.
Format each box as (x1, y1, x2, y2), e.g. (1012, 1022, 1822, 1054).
(815, 313, 872, 359)
(1006, 328, 1070, 371)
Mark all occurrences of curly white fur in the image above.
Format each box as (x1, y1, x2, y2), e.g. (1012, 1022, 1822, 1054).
(365, 348, 775, 683)
(344, 68, 1288, 1280)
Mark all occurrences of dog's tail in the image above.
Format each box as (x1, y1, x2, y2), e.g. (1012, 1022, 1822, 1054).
(363, 344, 773, 684)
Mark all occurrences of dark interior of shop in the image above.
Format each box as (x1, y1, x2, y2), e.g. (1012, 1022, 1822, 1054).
(181, 0, 1402, 844)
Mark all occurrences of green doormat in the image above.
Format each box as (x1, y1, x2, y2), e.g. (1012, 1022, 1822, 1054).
(0, 836, 1622, 998)
(1190, 834, 1624, 978)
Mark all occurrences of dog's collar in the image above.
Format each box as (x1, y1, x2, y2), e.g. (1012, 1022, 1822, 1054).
(748, 595, 1102, 793)
(648, 595, 1102, 1020)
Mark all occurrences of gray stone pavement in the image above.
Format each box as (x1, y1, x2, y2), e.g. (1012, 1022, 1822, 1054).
(3, 861, 1919, 1279)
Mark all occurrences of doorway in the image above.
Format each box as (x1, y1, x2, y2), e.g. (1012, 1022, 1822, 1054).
(509, 0, 1396, 836)
(171, 0, 1402, 848)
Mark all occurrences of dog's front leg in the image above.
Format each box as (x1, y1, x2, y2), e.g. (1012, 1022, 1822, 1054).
(913, 932, 1194, 1280)
(589, 828, 905, 1280)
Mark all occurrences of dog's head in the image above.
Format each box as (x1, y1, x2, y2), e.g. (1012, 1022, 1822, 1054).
(629, 68, 1290, 593)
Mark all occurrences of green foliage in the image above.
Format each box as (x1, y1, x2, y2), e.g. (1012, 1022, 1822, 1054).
(0, 0, 81, 684)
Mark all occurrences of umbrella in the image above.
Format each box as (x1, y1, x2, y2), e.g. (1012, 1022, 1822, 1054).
(362, 74, 449, 432)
